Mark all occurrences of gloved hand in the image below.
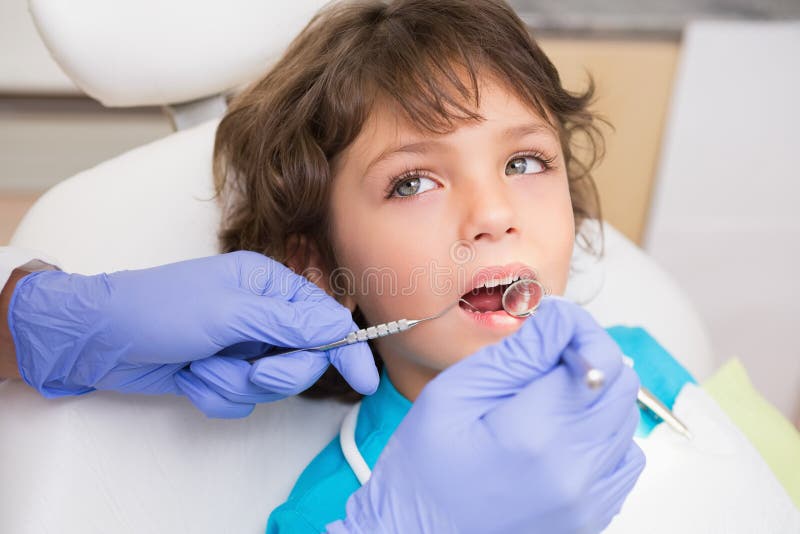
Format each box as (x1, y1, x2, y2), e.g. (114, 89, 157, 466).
(328, 297, 645, 534)
(9, 251, 378, 417)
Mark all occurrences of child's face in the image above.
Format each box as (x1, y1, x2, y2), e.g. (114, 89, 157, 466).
(327, 75, 575, 398)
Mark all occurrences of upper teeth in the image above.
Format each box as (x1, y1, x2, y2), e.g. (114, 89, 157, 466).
(479, 273, 521, 289)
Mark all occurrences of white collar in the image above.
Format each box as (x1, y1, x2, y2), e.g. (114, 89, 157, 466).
(339, 401, 371, 485)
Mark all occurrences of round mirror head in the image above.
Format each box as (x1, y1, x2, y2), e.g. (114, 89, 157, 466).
(501, 278, 545, 317)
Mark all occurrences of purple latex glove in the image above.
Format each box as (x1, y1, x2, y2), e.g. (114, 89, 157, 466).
(9, 251, 378, 417)
(328, 297, 645, 534)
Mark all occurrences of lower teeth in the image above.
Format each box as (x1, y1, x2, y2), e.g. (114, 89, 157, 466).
(461, 304, 499, 314)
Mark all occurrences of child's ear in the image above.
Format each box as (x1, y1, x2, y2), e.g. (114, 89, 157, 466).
(285, 234, 357, 312)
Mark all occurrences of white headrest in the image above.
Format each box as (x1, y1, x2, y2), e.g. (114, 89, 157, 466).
(28, 0, 330, 107)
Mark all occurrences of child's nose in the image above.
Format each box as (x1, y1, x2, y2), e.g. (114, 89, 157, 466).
(459, 178, 518, 242)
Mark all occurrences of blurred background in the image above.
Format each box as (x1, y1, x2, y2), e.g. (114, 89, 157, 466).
(0, 0, 798, 426)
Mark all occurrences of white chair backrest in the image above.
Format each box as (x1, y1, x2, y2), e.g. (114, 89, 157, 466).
(29, 0, 331, 107)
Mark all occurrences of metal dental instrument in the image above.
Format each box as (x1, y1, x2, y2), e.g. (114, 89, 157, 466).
(621, 356, 692, 439)
(500, 277, 546, 318)
(246, 299, 464, 362)
(246, 278, 544, 363)
(638, 387, 693, 440)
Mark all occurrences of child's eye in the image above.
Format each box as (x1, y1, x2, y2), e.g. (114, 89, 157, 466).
(388, 175, 438, 198)
(505, 154, 550, 175)
(385, 150, 556, 200)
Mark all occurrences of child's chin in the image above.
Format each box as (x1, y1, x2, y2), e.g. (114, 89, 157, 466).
(439, 335, 513, 367)
(430, 338, 502, 371)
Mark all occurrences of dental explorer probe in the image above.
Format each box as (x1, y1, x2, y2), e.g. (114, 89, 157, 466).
(245, 298, 464, 361)
(245, 278, 691, 438)
(245, 278, 599, 391)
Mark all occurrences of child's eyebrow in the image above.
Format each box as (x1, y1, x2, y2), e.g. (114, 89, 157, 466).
(364, 139, 446, 174)
(502, 121, 557, 139)
(364, 121, 557, 174)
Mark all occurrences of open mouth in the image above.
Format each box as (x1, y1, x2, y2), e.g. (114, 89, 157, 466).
(455, 263, 538, 323)
(458, 282, 514, 313)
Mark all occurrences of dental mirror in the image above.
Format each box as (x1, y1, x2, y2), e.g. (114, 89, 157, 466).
(247, 277, 549, 365)
(501, 278, 546, 317)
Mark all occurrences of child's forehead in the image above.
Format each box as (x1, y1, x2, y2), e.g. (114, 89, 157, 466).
(359, 82, 557, 151)
(336, 107, 556, 184)
(362, 100, 429, 143)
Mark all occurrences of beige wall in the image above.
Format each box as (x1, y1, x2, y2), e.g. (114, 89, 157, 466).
(0, 192, 39, 244)
(539, 36, 681, 246)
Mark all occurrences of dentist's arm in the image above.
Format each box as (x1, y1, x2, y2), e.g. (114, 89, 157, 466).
(1, 265, 25, 379)
(0, 259, 58, 380)
(330, 298, 645, 534)
(1, 251, 379, 416)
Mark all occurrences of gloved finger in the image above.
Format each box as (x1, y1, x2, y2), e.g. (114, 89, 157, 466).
(566, 365, 640, 442)
(189, 357, 286, 403)
(580, 441, 646, 533)
(326, 340, 380, 396)
(174, 370, 256, 418)
(472, 363, 572, 455)
(583, 404, 641, 484)
(482, 360, 638, 451)
(422, 298, 580, 416)
(214, 341, 272, 359)
(224, 293, 354, 349)
(248, 350, 330, 396)
(234, 250, 331, 303)
(95, 363, 184, 395)
(560, 329, 627, 408)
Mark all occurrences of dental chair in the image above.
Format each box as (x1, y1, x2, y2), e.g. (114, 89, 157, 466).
(0, 1, 715, 532)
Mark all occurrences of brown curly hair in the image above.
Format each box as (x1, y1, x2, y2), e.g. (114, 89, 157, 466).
(213, 0, 607, 401)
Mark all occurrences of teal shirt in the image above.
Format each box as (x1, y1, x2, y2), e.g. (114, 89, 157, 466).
(266, 325, 696, 533)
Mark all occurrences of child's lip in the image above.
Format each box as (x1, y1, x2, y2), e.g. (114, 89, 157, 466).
(457, 304, 527, 329)
(461, 261, 538, 297)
